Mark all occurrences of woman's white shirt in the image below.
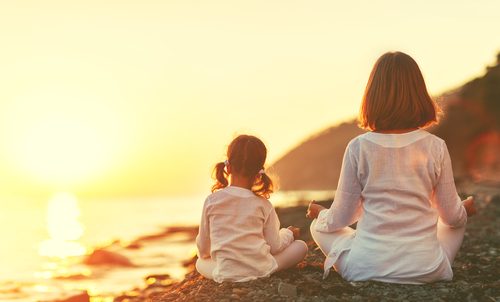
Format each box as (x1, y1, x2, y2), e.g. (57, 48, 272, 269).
(315, 130, 467, 283)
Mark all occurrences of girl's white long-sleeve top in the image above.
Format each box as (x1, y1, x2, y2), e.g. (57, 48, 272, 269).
(196, 186, 294, 283)
(315, 130, 467, 283)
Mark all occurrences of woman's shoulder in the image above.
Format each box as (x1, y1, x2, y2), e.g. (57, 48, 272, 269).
(352, 129, 445, 148)
(416, 130, 447, 152)
(343, 133, 364, 152)
(419, 130, 444, 142)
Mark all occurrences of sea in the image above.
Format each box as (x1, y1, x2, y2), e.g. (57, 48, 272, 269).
(0, 190, 333, 301)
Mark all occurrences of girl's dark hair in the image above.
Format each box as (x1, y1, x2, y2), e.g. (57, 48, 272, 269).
(212, 135, 274, 199)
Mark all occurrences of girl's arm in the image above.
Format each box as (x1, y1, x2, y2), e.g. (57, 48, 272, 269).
(432, 142, 468, 228)
(314, 144, 363, 233)
(196, 198, 211, 259)
(263, 208, 294, 255)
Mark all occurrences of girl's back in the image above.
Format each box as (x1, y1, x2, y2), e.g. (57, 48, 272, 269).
(196, 134, 308, 283)
(204, 187, 277, 281)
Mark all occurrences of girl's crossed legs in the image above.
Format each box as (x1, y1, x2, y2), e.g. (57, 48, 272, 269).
(196, 240, 308, 280)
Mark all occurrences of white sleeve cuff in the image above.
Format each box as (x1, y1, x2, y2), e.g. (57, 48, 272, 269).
(314, 209, 331, 232)
(279, 228, 294, 248)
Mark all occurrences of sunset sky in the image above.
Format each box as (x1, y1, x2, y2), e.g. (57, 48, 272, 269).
(0, 0, 499, 198)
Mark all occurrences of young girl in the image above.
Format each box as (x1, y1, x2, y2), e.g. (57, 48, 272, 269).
(196, 135, 308, 282)
(307, 51, 476, 284)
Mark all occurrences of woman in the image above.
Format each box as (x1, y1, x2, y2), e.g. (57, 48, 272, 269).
(307, 51, 476, 284)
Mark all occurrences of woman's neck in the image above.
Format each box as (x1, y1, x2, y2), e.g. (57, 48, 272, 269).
(373, 127, 419, 134)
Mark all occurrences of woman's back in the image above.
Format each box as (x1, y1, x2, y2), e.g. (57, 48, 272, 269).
(356, 130, 440, 239)
(344, 129, 465, 283)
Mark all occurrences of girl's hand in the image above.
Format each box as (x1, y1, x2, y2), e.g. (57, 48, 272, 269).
(287, 226, 301, 239)
(463, 196, 476, 217)
(306, 201, 326, 219)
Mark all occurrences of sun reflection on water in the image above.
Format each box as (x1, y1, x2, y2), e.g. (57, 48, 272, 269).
(38, 192, 86, 258)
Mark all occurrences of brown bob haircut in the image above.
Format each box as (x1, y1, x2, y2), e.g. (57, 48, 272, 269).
(359, 51, 439, 131)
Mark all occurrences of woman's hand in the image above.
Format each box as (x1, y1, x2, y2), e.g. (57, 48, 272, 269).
(306, 200, 326, 219)
(287, 226, 301, 239)
(463, 196, 476, 217)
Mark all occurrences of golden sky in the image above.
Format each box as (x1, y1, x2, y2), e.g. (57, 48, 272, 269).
(0, 1, 499, 198)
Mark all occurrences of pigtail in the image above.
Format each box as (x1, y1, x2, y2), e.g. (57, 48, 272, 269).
(211, 161, 229, 192)
(252, 171, 274, 199)
(214, 135, 273, 198)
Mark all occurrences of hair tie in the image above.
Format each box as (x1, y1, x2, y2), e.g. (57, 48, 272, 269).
(259, 168, 265, 175)
(224, 160, 229, 167)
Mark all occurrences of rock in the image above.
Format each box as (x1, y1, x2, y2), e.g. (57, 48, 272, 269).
(309, 297, 323, 302)
(56, 291, 90, 302)
(303, 274, 321, 285)
(438, 288, 450, 294)
(230, 293, 240, 300)
(83, 249, 134, 267)
(125, 242, 142, 249)
(278, 282, 297, 297)
(231, 288, 248, 295)
(326, 295, 337, 302)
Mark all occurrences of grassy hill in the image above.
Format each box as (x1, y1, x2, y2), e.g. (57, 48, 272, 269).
(270, 53, 500, 191)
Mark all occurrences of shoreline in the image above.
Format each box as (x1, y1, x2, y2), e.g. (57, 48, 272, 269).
(1, 225, 200, 302)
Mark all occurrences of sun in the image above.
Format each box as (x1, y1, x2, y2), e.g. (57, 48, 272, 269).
(3, 89, 125, 187)
(38, 192, 86, 258)
(14, 115, 111, 185)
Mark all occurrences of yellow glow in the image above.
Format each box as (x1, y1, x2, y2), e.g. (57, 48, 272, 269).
(33, 285, 51, 292)
(15, 119, 108, 185)
(90, 297, 115, 302)
(33, 271, 54, 279)
(38, 193, 86, 258)
(0, 1, 498, 197)
(3, 89, 125, 187)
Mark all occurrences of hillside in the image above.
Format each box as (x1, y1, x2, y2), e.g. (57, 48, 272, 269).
(270, 122, 364, 190)
(270, 53, 500, 191)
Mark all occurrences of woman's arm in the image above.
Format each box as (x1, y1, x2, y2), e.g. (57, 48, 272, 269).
(432, 142, 468, 228)
(314, 144, 363, 232)
(196, 197, 212, 259)
(263, 208, 294, 255)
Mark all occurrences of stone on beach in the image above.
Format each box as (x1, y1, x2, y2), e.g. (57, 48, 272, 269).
(55, 291, 90, 302)
(84, 249, 134, 267)
(277, 282, 297, 297)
